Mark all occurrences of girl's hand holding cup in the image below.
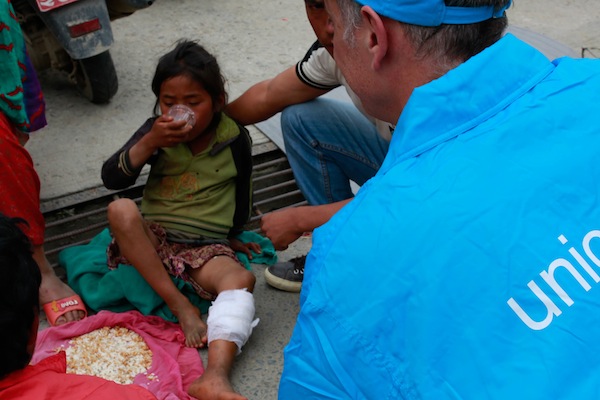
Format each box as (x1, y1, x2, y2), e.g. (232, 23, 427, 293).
(151, 105, 195, 147)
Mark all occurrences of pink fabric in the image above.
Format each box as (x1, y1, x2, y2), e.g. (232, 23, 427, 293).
(33, 310, 204, 400)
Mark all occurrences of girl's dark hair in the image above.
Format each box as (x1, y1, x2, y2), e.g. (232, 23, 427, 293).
(0, 214, 41, 378)
(151, 39, 228, 117)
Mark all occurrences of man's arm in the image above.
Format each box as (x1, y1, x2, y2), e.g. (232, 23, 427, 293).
(225, 66, 329, 126)
(260, 199, 350, 250)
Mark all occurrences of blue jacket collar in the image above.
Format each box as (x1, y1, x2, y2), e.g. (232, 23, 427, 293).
(382, 34, 555, 173)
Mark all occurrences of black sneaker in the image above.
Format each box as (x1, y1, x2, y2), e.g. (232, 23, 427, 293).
(264, 255, 306, 292)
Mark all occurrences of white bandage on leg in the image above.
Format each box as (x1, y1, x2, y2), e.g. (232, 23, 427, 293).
(207, 289, 259, 355)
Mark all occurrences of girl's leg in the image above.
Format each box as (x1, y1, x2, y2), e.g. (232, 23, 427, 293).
(107, 198, 206, 347)
(187, 256, 256, 400)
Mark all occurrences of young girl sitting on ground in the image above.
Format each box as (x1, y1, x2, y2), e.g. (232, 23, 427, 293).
(101, 39, 259, 400)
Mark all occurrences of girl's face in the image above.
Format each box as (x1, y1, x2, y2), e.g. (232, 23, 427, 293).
(159, 74, 221, 141)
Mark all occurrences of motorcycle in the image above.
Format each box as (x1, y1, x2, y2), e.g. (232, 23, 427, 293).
(13, 0, 154, 104)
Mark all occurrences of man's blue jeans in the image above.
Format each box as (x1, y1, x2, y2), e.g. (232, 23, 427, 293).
(281, 97, 390, 205)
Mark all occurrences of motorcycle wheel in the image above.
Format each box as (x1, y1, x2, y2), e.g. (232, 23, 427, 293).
(74, 51, 119, 104)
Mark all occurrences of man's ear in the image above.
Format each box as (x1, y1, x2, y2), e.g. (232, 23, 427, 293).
(361, 6, 388, 70)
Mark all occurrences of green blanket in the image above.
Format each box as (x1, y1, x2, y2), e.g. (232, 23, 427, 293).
(60, 228, 276, 321)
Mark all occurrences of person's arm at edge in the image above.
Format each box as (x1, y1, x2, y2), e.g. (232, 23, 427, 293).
(225, 66, 329, 126)
(260, 199, 350, 250)
(292, 199, 349, 231)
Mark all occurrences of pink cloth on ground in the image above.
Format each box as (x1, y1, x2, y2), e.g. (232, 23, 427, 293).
(32, 310, 204, 400)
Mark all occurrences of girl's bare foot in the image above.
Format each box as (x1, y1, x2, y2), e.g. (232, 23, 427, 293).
(188, 368, 247, 400)
(173, 302, 208, 348)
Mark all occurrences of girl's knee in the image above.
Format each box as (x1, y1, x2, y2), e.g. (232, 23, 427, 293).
(234, 268, 256, 292)
(229, 267, 256, 292)
(198, 257, 257, 293)
(107, 198, 140, 227)
(244, 269, 256, 291)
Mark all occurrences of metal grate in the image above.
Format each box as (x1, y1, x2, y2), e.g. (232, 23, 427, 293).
(581, 47, 600, 58)
(42, 142, 306, 278)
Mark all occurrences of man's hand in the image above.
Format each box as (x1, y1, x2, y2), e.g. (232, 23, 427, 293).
(260, 208, 306, 250)
(260, 200, 352, 250)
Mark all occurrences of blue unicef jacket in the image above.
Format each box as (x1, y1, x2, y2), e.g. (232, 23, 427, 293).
(279, 34, 600, 399)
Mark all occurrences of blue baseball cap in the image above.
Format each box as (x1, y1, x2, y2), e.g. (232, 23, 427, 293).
(355, 0, 512, 27)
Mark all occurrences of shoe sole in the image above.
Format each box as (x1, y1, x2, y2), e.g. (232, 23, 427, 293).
(264, 268, 302, 293)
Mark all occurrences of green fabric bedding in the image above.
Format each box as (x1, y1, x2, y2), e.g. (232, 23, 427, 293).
(60, 228, 276, 321)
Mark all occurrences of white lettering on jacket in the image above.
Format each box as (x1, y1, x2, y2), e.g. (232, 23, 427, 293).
(507, 230, 600, 330)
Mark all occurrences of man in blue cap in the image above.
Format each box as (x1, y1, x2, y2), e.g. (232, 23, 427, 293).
(279, 0, 600, 398)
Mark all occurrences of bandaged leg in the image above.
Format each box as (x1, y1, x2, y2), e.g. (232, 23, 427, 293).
(207, 289, 259, 355)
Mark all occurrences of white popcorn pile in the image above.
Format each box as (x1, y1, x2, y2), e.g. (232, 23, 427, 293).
(65, 326, 153, 385)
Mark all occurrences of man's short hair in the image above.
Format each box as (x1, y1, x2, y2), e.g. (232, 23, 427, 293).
(0, 214, 41, 378)
(337, 0, 509, 61)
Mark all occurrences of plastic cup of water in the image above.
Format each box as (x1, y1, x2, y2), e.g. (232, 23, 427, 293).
(167, 104, 196, 127)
